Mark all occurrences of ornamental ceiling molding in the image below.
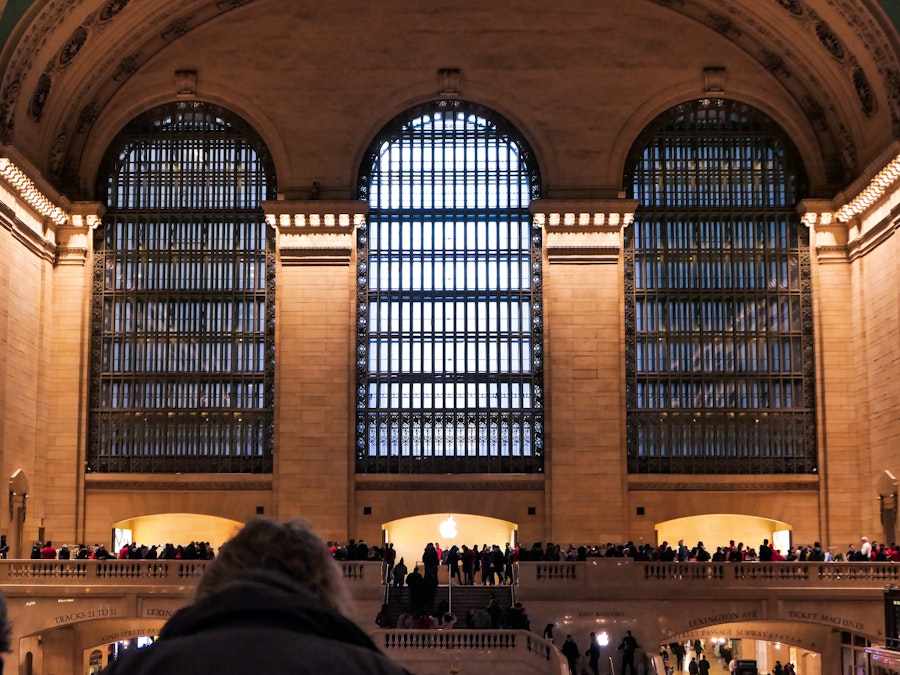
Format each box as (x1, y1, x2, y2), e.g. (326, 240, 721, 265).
(0, 0, 255, 192)
(824, 0, 900, 134)
(0, 0, 92, 139)
(26, 0, 132, 125)
(648, 0, 897, 184)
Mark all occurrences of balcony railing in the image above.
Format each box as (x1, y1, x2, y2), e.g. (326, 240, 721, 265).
(2, 559, 898, 589)
(372, 629, 568, 675)
(519, 559, 900, 590)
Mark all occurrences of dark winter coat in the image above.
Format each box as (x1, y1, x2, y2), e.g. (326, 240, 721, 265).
(99, 569, 413, 675)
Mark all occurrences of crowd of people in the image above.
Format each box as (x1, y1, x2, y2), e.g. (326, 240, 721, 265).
(10, 534, 885, 565)
(1, 524, 840, 675)
(375, 594, 531, 632)
(27, 540, 216, 561)
(329, 535, 889, 583)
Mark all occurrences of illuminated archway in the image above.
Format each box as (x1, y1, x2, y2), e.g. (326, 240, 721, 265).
(656, 514, 792, 555)
(111, 514, 243, 555)
(383, 513, 517, 569)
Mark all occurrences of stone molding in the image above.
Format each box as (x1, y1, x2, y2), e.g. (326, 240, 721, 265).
(356, 479, 544, 492)
(262, 199, 367, 266)
(85, 479, 273, 491)
(629, 480, 818, 492)
(532, 199, 639, 264)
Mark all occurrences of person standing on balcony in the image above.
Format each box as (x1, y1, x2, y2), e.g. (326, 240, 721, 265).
(446, 545, 461, 583)
(422, 542, 439, 580)
(491, 545, 506, 585)
(759, 538, 773, 561)
(99, 517, 412, 675)
(392, 557, 407, 588)
(383, 543, 396, 584)
(860, 537, 872, 560)
(693, 542, 711, 562)
(461, 545, 474, 585)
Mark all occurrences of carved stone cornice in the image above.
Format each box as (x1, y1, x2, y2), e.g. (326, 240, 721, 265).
(0, 156, 67, 226)
(262, 200, 367, 266)
(532, 199, 639, 264)
(55, 201, 104, 266)
(799, 198, 850, 264)
(799, 151, 900, 263)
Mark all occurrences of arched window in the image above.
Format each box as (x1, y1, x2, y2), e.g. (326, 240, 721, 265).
(625, 98, 816, 474)
(88, 101, 275, 473)
(356, 100, 543, 473)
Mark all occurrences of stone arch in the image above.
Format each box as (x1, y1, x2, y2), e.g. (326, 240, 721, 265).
(383, 512, 517, 570)
(656, 514, 793, 557)
(111, 513, 243, 554)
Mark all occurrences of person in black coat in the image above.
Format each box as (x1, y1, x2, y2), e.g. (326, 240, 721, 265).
(99, 518, 412, 675)
(561, 634, 580, 675)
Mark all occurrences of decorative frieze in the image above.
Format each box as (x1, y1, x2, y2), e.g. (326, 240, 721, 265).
(834, 152, 900, 222)
(262, 200, 368, 266)
(0, 157, 67, 226)
(532, 199, 638, 264)
(799, 151, 900, 262)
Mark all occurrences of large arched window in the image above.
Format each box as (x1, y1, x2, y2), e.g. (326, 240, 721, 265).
(625, 98, 816, 474)
(356, 100, 543, 474)
(88, 101, 275, 473)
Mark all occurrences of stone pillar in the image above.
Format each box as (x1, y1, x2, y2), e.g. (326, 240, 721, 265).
(8, 469, 28, 559)
(45, 204, 103, 546)
(262, 200, 367, 542)
(532, 199, 637, 543)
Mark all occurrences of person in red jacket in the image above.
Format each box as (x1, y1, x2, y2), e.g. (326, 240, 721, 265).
(40, 541, 57, 559)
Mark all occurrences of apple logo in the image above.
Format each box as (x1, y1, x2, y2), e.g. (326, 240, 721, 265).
(439, 515, 458, 540)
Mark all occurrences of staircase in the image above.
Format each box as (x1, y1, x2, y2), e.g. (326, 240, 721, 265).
(386, 583, 515, 625)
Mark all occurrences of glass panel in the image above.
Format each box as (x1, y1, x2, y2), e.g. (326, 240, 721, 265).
(356, 102, 543, 473)
(624, 99, 816, 474)
(88, 101, 275, 473)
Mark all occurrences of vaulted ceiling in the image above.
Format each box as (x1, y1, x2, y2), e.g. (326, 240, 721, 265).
(0, 0, 899, 199)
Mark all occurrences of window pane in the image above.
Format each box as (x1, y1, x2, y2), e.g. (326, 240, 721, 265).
(624, 99, 816, 474)
(88, 102, 275, 473)
(356, 102, 543, 473)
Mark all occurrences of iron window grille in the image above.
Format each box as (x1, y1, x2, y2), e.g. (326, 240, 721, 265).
(624, 98, 816, 474)
(88, 101, 276, 473)
(356, 100, 544, 474)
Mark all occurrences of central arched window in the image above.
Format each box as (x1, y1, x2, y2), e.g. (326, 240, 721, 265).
(356, 100, 543, 473)
(625, 98, 816, 474)
(88, 101, 275, 473)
